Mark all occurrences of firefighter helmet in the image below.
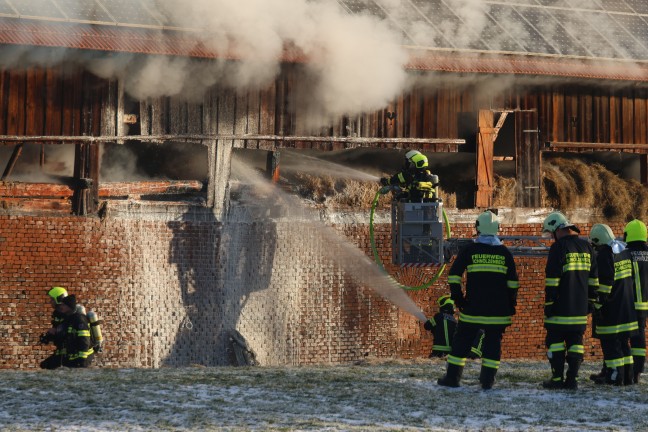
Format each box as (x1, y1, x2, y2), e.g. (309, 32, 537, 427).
(47, 286, 68, 304)
(589, 223, 615, 247)
(405, 150, 428, 169)
(476, 210, 500, 235)
(437, 294, 454, 308)
(624, 219, 648, 243)
(542, 211, 577, 233)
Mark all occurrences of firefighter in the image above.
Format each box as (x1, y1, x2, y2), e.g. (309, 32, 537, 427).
(423, 296, 485, 359)
(437, 210, 519, 390)
(39, 286, 70, 369)
(424, 295, 457, 357)
(379, 150, 439, 202)
(624, 219, 648, 384)
(40, 289, 94, 369)
(541, 211, 598, 390)
(589, 224, 638, 385)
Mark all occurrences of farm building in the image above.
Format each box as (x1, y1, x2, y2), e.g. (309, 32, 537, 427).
(0, 0, 647, 368)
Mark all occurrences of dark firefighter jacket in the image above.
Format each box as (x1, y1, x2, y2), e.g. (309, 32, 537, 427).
(448, 242, 519, 327)
(387, 168, 437, 201)
(594, 245, 639, 337)
(627, 241, 648, 316)
(544, 235, 598, 331)
(49, 309, 67, 355)
(429, 311, 456, 355)
(55, 311, 94, 367)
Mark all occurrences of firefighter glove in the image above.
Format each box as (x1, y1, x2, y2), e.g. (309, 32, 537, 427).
(423, 319, 434, 332)
(39, 333, 51, 344)
(380, 177, 389, 186)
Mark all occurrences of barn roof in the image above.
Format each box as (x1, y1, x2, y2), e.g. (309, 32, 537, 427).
(1, 0, 647, 81)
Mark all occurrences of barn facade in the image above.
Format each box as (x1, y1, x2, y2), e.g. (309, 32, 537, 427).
(0, 0, 647, 368)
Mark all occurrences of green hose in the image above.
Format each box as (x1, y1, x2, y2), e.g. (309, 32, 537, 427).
(369, 189, 450, 291)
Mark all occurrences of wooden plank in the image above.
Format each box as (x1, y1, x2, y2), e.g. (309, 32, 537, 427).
(551, 89, 564, 143)
(0, 70, 8, 135)
(622, 90, 634, 144)
(26, 68, 45, 136)
(45, 68, 62, 138)
(634, 89, 647, 144)
(7, 70, 26, 136)
(580, 92, 593, 143)
(101, 79, 118, 137)
(259, 81, 276, 149)
(139, 100, 151, 136)
(235, 91, 248, 148)
(150, 96, 168, 136)
(516, 110, 540, 207)
(168, 98, 187, 135)
(610, 90, 619, 144)
(408, 90, 421, 138)
(2, 143, 23, 180)
(475, 109, 494, 208)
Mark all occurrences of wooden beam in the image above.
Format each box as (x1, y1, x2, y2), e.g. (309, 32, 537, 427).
(1, 143, 23, 180)
(546, 141, 648, 153)
(475, 109, 494, 208)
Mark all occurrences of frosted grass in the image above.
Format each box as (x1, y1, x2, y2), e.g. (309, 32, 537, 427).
(1, 360, 646, 431)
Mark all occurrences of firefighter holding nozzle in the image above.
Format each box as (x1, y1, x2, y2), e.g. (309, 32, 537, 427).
(436, 210, 519, 390)
(380, 150, 439, 202)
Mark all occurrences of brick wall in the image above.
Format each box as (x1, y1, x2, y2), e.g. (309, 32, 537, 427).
(0, 208, 637, 368)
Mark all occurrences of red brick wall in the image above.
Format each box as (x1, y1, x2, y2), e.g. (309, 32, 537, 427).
(0, 213, 638, 368)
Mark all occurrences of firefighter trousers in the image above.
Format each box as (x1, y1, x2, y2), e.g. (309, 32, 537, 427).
(630, 314, 646, 374)
(449, 322, 505, 369)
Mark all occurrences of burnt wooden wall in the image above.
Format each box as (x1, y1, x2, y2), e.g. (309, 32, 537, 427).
(0, 64, 647, 210)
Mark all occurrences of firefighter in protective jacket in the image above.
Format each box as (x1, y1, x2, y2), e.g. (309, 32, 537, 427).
(379, 150, 439, 202)
(437, 210, 519, 390)
(624, 219, 648, 383)
(40, 288, 94, 369)
(589, 224, 638, 385)
(541, 211, 598, 390)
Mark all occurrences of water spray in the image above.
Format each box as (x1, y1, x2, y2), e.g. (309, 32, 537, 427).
(230, 156, 427, 322)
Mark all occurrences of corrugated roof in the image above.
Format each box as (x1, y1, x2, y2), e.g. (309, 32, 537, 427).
(1, 0, 647, 80)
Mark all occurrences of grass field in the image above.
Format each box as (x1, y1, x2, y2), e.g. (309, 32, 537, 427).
(1, 359, 646, 431)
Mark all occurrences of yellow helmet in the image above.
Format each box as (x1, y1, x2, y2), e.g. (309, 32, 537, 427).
(589, 224, 615, 247)
(405, 150, 428, 169)
(47, 286, 68, 304)
(437, 294, 454, 308)
(476, 210, 500, 235)
(625, 219, 647, 243)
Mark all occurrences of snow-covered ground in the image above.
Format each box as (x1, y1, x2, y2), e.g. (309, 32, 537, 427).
(1, 359, 646, 431)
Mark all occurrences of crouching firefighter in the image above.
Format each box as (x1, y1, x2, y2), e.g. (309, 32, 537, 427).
(589, 224, 638, 385)
(437, 210, 519, 390)
(541, 212, 598, 390)
(40, 288, 94, 369)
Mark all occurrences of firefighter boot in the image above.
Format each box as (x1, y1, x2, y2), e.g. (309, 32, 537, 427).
(595, 367, 623, 385)
(542, 352, 565, 389)
(589, 361, 606, 382)
(437, 363, 463, 388)
(624, 363, 635, 386)
(564, 356, 582, 390)
(479, 366, 497, 390)
(633, 356, 644, 384)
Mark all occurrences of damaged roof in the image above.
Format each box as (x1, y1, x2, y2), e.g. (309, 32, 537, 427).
(1, 0, 647, 80)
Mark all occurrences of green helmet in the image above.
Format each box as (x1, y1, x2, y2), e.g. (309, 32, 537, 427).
(405, 150, 428, 169)
(437, 294, 454, 308)
(542, 211, 576, 233)
(624, 219, 647, 243)
(476, 210, 500, 235)
(47, 286, 68, 304)
(589, 224, 615, 247)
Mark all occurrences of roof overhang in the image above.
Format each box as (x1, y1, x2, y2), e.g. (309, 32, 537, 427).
(1, 17, 647, 83)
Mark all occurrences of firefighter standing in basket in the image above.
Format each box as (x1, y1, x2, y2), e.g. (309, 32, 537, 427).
(40, 287, 95, 369)
(624, 219, 648, 384)
(436, 210, 519, 390)
(589, 224, 638, 385)
(379, 150, 439, 202)
(541, 212, 598, 390)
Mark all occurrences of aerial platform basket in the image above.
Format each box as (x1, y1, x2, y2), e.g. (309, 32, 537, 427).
(391, 200, 445, 266)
